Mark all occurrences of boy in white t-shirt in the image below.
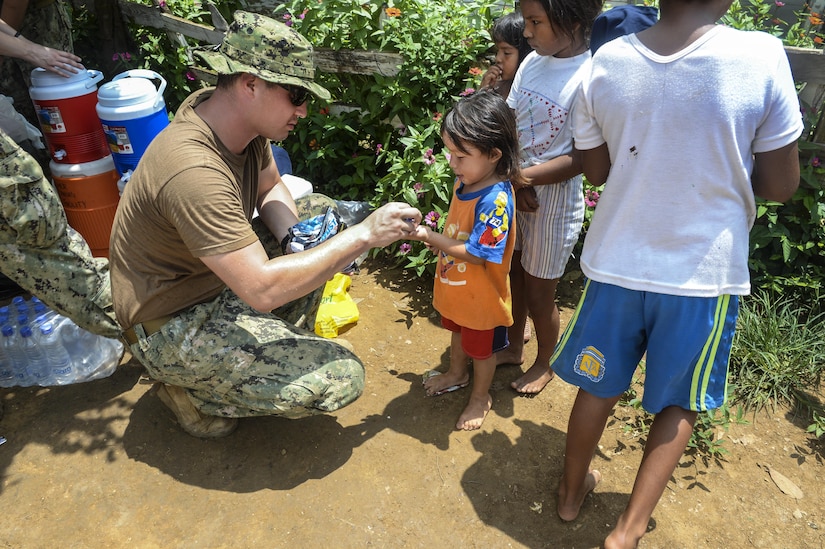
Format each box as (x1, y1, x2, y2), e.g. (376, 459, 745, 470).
(553, 1, 803, 547)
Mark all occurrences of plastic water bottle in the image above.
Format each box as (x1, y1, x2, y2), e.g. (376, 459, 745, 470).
(20, 325, 50, 385)
(11, 296, 26, 313)
(3, 324, 32, 387)
(40, 321, 74, 385)
(61, 320, 89, 373)
(0, 331, 14, 388)
(87, 337, 123, 381)
(31, 302, 51, 322)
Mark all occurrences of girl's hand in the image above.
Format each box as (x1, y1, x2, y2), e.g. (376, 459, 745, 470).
(515, 186, 539, 213)
(408, 224, 430, 242)
(481, 65, 502, 89)
(407, 225, 440, 254)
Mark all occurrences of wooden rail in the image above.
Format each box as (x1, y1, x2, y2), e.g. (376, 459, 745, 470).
(116, 0, 404, 77)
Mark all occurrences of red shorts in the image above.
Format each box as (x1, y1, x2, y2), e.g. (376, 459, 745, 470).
(441, 316, 510, 360)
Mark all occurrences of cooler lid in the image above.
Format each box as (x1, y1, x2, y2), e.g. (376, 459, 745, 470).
(97, 78, 158, 107)
(30, 67, 101, 90)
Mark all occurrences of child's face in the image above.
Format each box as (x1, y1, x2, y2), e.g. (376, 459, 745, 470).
(494, 41, 521, 81)
(520, 0, 577, 58)
(442, 134, 502, 188)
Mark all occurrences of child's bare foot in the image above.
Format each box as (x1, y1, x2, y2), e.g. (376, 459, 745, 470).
(496, 348, 524, 367)
(557, 470, 601, 521)
(423, 371, 470, 397)
(511, 363, 554, 394)
(604, 528, 643, 549)
(455, 393, 492, 430)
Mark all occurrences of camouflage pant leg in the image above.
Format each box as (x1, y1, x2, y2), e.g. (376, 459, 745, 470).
(0, 131, 121, 338)
(250, 192, 338, 328)
(129, 288, 365, 418)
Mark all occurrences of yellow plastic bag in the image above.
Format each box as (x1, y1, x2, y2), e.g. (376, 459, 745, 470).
(314, 273, 359, 338)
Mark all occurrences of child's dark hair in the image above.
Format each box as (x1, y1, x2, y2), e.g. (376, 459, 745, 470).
(491, 11, 533, 66)
(441, 88, 527, 187)
(525, 0, 604, 46)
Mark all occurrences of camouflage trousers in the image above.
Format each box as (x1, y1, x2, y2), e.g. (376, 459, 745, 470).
(128, 195, 366, 419)
(0, 130, 121, 338)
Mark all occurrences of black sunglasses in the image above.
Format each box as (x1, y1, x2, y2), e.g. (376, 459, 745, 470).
(281, 84, 310, 106)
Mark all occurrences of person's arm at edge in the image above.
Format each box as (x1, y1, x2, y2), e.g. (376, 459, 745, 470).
(520, 150, 582, 187)
(1, 0, 28, 32)
(751, 141, 799, 202)
(202, 202, 422, 312)
(577, 142, 610, 186)
(0, 15, 81, 76)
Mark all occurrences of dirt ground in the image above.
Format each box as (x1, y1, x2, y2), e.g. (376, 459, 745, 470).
(0, 256, 823, 548)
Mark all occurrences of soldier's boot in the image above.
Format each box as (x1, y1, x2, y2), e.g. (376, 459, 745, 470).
(155, 383, 238, 438)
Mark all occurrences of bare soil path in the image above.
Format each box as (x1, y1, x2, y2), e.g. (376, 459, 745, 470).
(0, 257, 823, 548)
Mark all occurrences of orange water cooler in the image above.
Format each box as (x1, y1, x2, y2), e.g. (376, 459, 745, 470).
(49, 157, 121, 258)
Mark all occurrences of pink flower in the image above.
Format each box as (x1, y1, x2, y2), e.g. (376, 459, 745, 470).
(112, 53, 119, 61)
(124, 52, 132, 61)
(775, 1, 785, 6)
(584, 189, 600, 208)
(459, 88, 475, 97)
(185, 71, 196, 81)
(812, 156, 821, 168)
(413, 182, 424, 199)
(423, 148, 436, 165)
(283, 13, 293, 26)
(158, 0, 166, 8)
(375, 144, 383, 156)
(399, 243, 412, 254)
(424, 211, 440, 229)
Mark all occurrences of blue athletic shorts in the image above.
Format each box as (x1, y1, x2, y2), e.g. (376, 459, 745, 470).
(550, 279, 739, 413)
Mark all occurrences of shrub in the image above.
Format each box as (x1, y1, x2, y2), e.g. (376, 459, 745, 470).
(273, 0, 501, 274)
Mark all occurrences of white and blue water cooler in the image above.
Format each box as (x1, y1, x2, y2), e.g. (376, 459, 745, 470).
(95, 69, 170, 182)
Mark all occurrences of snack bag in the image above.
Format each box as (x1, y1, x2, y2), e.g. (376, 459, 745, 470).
(281, 208, 358, 274)
(314, 273, 359, 338)
(281, 207, 343, 254)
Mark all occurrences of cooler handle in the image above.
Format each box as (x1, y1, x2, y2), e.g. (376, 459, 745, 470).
(86, 70, 104, 90)
(112, 69, 167, 110)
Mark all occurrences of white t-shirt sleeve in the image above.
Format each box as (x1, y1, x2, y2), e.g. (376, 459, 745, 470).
(571, 78, 605, 151)
(753, 38, 804, 154)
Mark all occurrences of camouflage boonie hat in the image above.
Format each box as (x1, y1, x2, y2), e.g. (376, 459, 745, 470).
(194, 11, 330, 100)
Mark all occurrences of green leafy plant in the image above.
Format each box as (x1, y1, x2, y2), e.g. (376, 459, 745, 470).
(729, 289, 825, 412)
(722, 0, 825, 48)
(273, 0, 501, 274)
(808, 411, 825, 438)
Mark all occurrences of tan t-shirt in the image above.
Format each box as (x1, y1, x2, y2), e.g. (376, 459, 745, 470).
(109, 88, 270, 329)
